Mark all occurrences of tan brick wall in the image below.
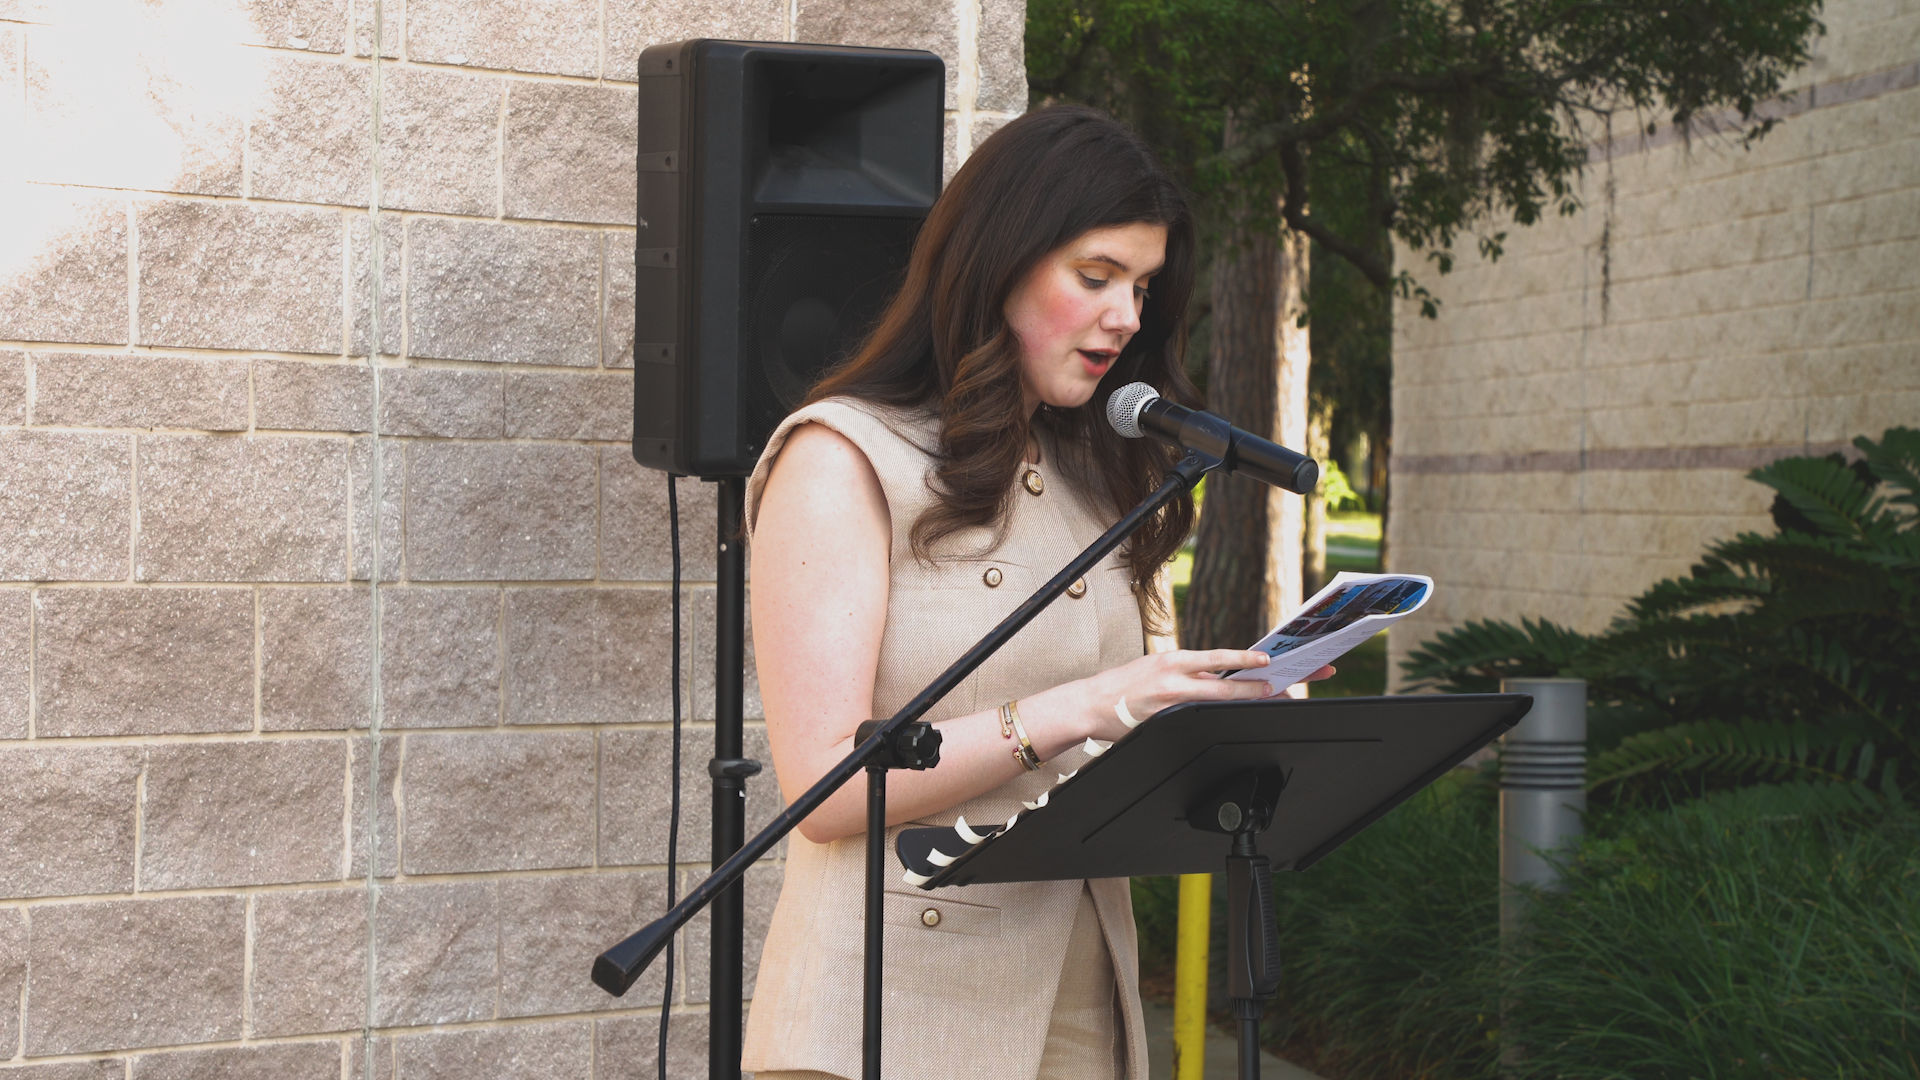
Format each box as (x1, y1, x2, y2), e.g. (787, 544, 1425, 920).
(1385, 0, 1919, 687)
(0, 1, 1023, 1075)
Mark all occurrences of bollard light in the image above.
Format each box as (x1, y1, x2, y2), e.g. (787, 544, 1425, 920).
(1497, 678, 1586, 933)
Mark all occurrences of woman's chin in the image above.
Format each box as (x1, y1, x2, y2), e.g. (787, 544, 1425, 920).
(1043, 385, 1100, 411)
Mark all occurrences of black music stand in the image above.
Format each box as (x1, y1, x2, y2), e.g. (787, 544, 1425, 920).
(897, 693, 1533, 1080)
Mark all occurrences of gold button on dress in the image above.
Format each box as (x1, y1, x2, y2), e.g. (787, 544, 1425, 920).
(1022, 469, 1046, 496)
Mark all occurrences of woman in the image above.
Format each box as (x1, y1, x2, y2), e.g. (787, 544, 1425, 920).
(742, 106, 1330, 1080)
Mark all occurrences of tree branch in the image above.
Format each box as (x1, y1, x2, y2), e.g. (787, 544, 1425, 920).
(1277, 140, 1395, 289)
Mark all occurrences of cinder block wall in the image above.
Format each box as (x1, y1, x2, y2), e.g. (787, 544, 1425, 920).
(0, 1, 1025, 1076)
(1384, 0, 1919, 683)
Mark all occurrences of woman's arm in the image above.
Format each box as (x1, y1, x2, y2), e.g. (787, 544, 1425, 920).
(754, 422, 1328, 844)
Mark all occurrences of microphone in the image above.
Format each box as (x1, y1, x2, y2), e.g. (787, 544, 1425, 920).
(1106, 382, 1320, 494)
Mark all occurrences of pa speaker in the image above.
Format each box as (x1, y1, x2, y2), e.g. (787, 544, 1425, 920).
(631, 40, 944, 477)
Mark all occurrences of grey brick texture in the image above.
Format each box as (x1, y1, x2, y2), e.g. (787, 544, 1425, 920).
(404, 442, 598, 580)
(0, 906, 24, 1056)
(262, 586, 373, 730)
(250, 55, 373, 206)
(378, 586, 501, 728)
(406, 219, 601, 367)
(505, 82, 640, 225)
(135, 201, 344, 354)
(32, 352, 250, 430)
(256, 360, 375, 433)
(394, 1021, 593, 1080)
(498, 872, 669, 1014)
(25, 896, 246, 1054)
(372, 881, 498, 1027)
(136, 435, 350, 582)
(132, 1043, 344, 1080)
(34, 589, 254, 737)
(139, 740, 348, 889)
(0, 191, 127, 345)
(251, 888, 369, 1037)
(379, 67, 503, 215)
(504, 588, 676, 725)
(378, 367, 505, 438)
(0, 589, 29, 739)
(0, 351, 25, 425)
(0, 0, 1021, 1069)
(400, 731, 596, 874)
(0, 431, 131, 581)
(0, 746, 141, 897)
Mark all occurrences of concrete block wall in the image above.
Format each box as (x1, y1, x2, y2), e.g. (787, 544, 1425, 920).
(0, 0, 1024, 1076)
(1384, 0, 1919, 683)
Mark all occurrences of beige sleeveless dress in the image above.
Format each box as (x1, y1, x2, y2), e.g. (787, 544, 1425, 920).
(741, 398, 1152, 1080)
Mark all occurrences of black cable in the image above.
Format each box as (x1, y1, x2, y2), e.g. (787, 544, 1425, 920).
(658, 474, 683, 1080)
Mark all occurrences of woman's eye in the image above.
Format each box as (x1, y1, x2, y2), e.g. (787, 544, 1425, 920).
(1077, 272, 1108, 289)
(1134, 285, 1151, 300)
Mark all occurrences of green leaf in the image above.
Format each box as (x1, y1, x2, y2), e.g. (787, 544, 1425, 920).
(1854, 425, 1920, 517)
(1677, 780, 1890, 824)
(1746, 455, 1890, 544)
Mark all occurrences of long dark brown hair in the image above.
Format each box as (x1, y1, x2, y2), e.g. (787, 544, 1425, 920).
(806, 105, 1201, 625)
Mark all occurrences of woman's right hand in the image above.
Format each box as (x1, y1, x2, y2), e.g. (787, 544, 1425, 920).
(1018, 648, 1330, 753)
(1077, 648, 1278, 739)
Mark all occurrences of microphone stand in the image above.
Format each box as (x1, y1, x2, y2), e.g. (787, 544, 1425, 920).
(593, 444, 1225, 1079)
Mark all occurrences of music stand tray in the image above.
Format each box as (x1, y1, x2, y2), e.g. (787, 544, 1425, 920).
(897, 693, 1533, 1080)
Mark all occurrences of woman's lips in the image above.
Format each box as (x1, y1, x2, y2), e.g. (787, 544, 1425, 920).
(1079, 349, 1115, 375)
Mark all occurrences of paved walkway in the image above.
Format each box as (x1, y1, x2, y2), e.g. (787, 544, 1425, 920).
(1141, 1000, 1328, 1080)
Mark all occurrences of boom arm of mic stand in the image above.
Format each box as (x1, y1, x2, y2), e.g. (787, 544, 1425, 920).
(591, 447, 1223, 997)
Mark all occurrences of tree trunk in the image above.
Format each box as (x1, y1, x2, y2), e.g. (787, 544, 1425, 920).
(1266, 228, 1311, 635)
(1303, 398, 1331, 596)
(1182, 217, 1278, 651)
(1182, 217, 1311, 656)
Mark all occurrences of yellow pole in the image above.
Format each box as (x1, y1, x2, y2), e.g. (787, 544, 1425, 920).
(1172, 873, 1212, 1080)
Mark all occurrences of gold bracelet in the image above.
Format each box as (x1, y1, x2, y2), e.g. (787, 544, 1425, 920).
(1006, 699, 1042, 771)
(997, 701, 1014, 740)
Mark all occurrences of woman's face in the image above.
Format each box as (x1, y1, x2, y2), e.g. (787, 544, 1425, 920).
(1004, 222, 1167, 414)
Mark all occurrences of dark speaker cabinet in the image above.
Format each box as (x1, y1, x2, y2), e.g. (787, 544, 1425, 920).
(632, 40, 944, 477)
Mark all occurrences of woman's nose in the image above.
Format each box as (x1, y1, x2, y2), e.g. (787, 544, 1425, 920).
(1101, 292, 1142, 335)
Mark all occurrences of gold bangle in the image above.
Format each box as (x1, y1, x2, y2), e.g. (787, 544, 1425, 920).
(1007, 699, 1042, 771)
(997, 701, 1014, 740)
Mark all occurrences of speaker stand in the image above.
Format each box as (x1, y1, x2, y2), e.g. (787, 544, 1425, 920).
(707, 475, 758, 1080)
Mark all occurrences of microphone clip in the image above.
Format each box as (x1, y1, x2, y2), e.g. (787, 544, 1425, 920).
(1170, 446, 1223, 490)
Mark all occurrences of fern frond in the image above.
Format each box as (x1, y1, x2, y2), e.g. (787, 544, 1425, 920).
(1399, 617, 1590, 693)
(1679, 780, 1891, 824)
(1856, 426, 1920, 517)
(1748, 455, 1890, 543)
(1583, 614, 1746, 668)
(1702, 530, 1896, 584)
(1623, 571, 1766, 621)
(1589, 718, 1872, 792)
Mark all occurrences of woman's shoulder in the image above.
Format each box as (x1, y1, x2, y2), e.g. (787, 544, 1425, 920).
(797, 396, 938, 449)
(747, 397, 939, 537)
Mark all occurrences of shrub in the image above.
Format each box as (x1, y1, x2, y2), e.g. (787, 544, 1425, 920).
(1259, 769, 1504, 1080)
(1509, 803, 1920, 1078)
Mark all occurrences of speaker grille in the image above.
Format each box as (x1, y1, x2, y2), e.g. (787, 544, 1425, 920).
(743, 214, 919, 444)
